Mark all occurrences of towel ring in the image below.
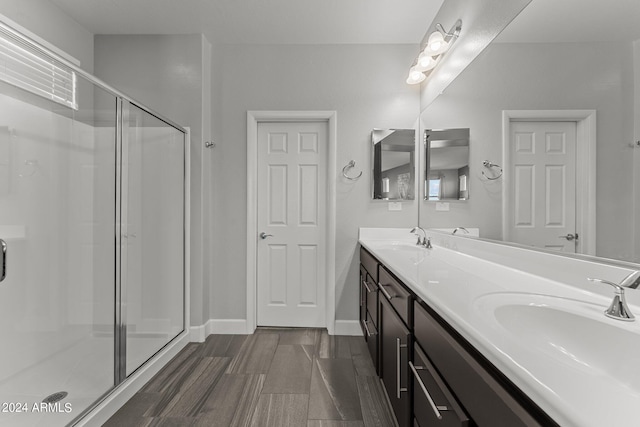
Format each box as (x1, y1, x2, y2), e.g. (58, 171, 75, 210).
(482, 160, 503, 180)
(342, 160, 362, 180)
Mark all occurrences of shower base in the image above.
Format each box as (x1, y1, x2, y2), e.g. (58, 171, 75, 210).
(0, 332, 172, 427)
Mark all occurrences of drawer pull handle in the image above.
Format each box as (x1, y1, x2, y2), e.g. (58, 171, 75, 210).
(0, 239, 6, 282)
(362, 279, 373, 294)
(379, 283, 397, 300)
(409, 361, 448, 419)
(396, 338, 408, 399)
(361, 319, 375, 337)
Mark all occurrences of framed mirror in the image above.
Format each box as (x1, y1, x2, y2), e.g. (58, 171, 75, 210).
(372, 128, 416, 200)
(424, 128, 470, 201)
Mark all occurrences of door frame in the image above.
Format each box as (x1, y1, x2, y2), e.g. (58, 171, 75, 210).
(246, 110, 337, 334)
(502, 110, 597, 255)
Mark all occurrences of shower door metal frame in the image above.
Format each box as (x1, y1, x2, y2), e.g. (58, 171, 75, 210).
(114, 98, 129, 385)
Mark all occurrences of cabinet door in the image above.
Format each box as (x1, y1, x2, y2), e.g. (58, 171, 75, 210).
(380, 296, 411, 427)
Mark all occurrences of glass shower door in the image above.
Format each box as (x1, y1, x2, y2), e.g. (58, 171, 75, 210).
(0, 75, 117, 426)
(121, 102, 185, 377)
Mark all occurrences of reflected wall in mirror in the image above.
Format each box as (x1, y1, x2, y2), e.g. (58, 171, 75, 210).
(418, 0, 640, 264)
(372, 129, 416, 200)
(424, 128, 470, 201)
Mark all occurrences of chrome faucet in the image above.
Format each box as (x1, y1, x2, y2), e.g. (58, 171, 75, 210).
(410, 227, 432, 249)
(620, 271, 640, 289)
(410, 226, 426, 246)
(587, 277, 635, 321)
(452, 227, 469, 235)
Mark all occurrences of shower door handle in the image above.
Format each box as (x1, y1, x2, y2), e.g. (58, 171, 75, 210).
(0, 239, 6, 282)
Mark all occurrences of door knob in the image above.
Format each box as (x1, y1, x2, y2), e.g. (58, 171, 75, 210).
(558, 233, 577, 241)
(260, 232, 273, 239)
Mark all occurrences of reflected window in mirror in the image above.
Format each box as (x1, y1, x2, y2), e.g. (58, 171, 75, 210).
(424, 128, 470, 201)
(372, 129, 416, 200)
(428, 178, 441, 200)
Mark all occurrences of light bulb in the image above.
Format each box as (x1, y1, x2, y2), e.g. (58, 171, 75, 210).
(414, 52, 438, 72)
(425, 31, 449, 56)
(406, 66, 425, 85)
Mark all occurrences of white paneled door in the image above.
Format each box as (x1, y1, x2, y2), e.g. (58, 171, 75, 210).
(257, 121, 327, 327)
(507, 121, 577, 252)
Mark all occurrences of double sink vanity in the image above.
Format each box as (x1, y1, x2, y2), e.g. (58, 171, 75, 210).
(358, 227, 640, 427)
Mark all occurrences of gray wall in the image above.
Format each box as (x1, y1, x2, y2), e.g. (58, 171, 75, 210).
(94, 34, 213, 326)
(211, 44, 421, 321)
(419, 41, 636, 262)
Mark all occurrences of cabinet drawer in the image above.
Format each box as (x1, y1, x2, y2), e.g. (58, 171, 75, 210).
(379, 266, 411, 326)
(414, 301, 549, 427)
(360, 247, 379, 282)
(412, 344, 470, 427)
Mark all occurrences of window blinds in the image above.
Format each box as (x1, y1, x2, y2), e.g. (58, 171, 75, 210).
(0, 27, 77, 110)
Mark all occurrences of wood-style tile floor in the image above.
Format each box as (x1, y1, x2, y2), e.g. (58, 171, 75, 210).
(104, 328, 397, 427)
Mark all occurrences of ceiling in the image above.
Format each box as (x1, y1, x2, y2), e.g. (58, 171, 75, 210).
(47, 0, 640, 46)
(49, 0, 445, 45)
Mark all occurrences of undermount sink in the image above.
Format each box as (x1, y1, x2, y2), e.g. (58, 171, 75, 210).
(474, 293, 640, 391)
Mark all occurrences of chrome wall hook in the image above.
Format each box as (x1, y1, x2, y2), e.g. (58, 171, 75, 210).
(342, 160, 362, 180)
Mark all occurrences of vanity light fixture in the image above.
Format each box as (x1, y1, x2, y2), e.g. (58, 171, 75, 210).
(406, 19, 462, 85)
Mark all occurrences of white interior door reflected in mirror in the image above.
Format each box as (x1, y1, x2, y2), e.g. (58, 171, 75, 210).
(505, 121, 577, 253)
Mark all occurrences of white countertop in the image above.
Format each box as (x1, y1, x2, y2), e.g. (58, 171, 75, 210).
(359, 228, 640, 427)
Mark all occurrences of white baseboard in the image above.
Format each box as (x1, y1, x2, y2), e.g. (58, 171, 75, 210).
(189, 322, 207, 342)
(192, 318, 360, 339)
(76, 331, 190, 426)
(190, 318, 249, 341)
(334, 320, 363, 336)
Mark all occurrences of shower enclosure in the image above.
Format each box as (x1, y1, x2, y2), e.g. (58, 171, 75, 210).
(0, 22, 187, 426)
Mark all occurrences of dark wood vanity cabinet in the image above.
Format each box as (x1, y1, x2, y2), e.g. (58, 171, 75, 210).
(359, 246, 558, 427)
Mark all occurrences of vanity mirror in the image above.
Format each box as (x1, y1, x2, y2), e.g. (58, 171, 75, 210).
(418, 0, 640, 265)
(424, 128, 470, 201)
(372, 128, 416, 200)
